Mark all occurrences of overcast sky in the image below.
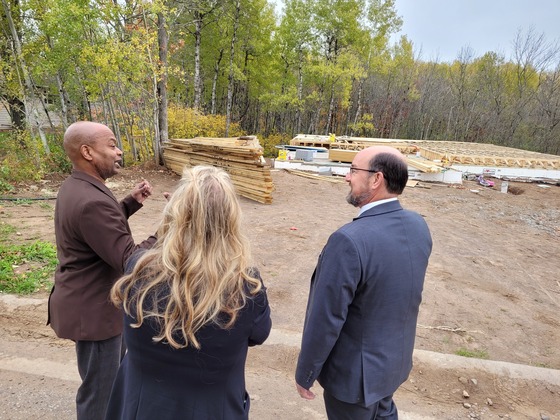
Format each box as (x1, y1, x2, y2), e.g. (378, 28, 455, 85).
(391, 0, 560, 63)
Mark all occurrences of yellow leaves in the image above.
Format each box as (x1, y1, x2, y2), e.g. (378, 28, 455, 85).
(167, 106, 244, 139)
(349, 113, 375, 137)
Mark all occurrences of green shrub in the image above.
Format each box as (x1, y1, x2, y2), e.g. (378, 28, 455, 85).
(0, 130, 69, 183)
(168, 106, 245, 139)
(260, 132, 292, 158)
(44, 135, 71, 174)
(0, 178, 14, 194)
(348, 113, 376, 137)
(0, 131, 41, 182)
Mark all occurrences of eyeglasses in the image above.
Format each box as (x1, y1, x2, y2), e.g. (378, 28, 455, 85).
(349, 167, 379, 175)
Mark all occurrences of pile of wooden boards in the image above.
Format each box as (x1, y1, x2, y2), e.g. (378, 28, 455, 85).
(163, 136, 273, 204)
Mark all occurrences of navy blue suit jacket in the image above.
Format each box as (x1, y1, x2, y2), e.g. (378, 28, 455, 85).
(295, 200, 432, 406)
(106, 271, 271, 419)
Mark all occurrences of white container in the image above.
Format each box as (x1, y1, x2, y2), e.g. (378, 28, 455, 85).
(501, 181, 509, 193)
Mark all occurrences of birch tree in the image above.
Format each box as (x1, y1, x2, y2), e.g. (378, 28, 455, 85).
(1, 0, 49, 153)
(225, 0, 240, 136)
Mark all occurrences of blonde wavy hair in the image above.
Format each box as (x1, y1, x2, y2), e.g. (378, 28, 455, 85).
(111, 165, 261, 349)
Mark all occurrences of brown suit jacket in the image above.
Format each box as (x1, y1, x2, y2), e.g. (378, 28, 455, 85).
(48, 170, 156, 341)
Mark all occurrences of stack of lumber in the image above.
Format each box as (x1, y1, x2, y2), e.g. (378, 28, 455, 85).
(291, 134, 419, 155)
(329, 142, 418, 154)
(405, 157, 443, 173)
(163, 136, 273, 204)
(291, 134, 418, 151)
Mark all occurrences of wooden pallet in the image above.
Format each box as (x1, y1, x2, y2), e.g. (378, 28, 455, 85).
(163, 136, 273, 204)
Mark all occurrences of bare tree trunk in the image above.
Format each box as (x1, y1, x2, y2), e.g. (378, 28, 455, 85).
(55, 73, 69, 129)
(295, 55, 303, 134)
(73, 66, 92, 120)
(325, 84, 335, 135)
(45, 34, 69, 129)
(193, 11, 202, 110)
(211, 49, 224, 115)
(352, 48, 371, 136)
(2, 0, 49, 153)
(225, 0, 240, 137)
(352, 79, 364, 135)
(157, 11, 169, 163)
(102, 91, 123, 151)
(309, 97, 323, 134)
(6, 97, 26, 131)
(141, 7, 166, 165)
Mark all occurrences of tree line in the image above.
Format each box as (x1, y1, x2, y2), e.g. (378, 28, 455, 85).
(1, 0, 559, 170)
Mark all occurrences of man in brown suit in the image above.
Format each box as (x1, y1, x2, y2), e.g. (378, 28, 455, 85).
(47, 121, 157, 420)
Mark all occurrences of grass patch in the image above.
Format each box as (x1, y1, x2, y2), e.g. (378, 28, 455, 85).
(0, 222, 17, 241)
(12, 198, 34, 206)
(534, 362, 549, 368)
(0, 223, 57, 294)
(455, 347, 489, 359)
(0, 179, 14, 194)
(39, 202, 53, 210)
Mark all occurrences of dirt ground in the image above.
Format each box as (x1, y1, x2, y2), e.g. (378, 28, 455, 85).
(0, 163, 559, 419)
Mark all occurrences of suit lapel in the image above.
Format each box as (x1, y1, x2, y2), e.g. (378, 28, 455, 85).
(71, 170, 119, 203)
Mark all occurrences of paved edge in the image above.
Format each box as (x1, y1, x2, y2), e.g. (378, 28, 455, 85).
(413, 348, 560, 386)
(2, 294, 559, 387)
(2, 295, 559, 420)
(267, 328, 560, 386)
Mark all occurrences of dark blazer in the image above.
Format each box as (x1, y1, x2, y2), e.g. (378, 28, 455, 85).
(295, 200, 432, 407)
(48, 170, 156, 341)
(105, 273, 272, 420)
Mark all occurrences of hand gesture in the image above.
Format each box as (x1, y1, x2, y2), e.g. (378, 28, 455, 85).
(131, 179, 153, 204)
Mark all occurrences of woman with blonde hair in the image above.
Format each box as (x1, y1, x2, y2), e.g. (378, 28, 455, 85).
(105, 165, 271, 419)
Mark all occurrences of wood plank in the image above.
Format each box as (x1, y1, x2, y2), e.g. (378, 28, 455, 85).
(284, 169, 346, 183)
(162, 136, 273, 204)
(328, 149, 356, 163)
(406, 157, 443, 173)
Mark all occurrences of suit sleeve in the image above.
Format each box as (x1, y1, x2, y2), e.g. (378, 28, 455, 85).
(79, 197, 147, 272)
(248, 286, 272, 346)
(120, 195, 158, 252)
(295, 230, 361, 389)
(246, 268, 272, 346)
(120, 194, 142, 218)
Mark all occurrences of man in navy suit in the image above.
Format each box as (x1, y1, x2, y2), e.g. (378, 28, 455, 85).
(295, 146, 432, 419)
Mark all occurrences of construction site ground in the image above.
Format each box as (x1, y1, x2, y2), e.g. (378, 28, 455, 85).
(0, 164, 559, 419)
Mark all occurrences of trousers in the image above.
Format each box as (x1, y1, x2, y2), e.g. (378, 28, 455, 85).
(75, 334, 124, 420)
(323, 391, 398, 420)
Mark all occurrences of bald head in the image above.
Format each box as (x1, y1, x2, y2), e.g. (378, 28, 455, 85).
(355, 145, 406, 165)
(63, 121, 122, 181)
(63, 121, 112, 164)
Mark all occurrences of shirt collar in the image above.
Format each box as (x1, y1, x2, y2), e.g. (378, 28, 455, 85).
(358, 197, 398, 216)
